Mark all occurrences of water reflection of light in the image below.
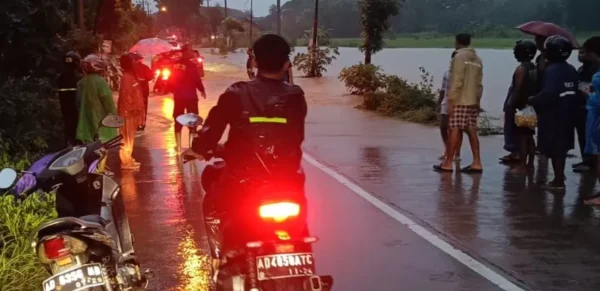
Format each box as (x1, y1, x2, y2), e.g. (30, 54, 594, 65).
(161, 97, 174, 120)
(177, 230, 212, 290)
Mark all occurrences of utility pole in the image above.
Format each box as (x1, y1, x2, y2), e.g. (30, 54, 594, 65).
(224, 0, 228, 18)
(310, 0, 319, 76)
(77, 0, 85, 30)
(276, 0, 281, 35)
(250, 0, 253, 45)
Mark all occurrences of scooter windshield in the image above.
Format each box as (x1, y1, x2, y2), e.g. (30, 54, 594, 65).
(13, 152, 59, 196)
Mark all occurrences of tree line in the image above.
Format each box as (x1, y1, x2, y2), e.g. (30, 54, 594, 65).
(256, 0, 600, 40)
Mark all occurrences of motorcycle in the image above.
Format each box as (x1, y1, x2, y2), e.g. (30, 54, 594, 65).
(0, 115, 151, 291)
(177, 113, 334, 291)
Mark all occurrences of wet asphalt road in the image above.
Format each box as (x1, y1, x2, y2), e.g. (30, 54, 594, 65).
(107, 57, 600, 291)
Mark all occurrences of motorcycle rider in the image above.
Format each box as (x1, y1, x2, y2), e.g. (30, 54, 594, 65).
(183, 34, 307, 270)
(57, 51, 83, 146)
(172, 44, 206, 152)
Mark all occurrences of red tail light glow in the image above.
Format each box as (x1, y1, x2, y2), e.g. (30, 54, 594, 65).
(197, 57, 203, 63)
(161, 69, 171, 80)
(259, 202, 300, 222)
(43, 236, 71, 260)
(155, 69, 161, 78)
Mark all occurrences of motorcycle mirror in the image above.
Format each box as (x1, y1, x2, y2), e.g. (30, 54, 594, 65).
(0, 168, 18, 189)
(176, 113, 203, 128)
(101, 114, 125, 128)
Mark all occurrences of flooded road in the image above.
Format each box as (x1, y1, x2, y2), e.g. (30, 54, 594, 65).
(107, 54, 600, 291)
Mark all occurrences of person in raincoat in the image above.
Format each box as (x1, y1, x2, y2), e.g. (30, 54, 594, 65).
(528, 35, 579, 190)
(579, 37, 600, 205)
(76, 54, 118, 143)
(131, 52, 154, 131)
(57, 51, 83, 146)
(118, 53, 145, 170)
(76, 54, 118, 174)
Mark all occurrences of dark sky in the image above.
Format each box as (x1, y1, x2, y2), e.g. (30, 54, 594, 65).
(208, 0, 290, 16)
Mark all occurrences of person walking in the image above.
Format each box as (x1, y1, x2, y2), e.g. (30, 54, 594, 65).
(438, 50, 462, 161)
(118, 53, 145, 170)
(579, 37, 600, 204)
(57, 51, 83, 146)
(284, 57, 294, 84)
(434, 33, 484, 173)
(506, 40, 538, 173)
(131, 52, 153, 131)
(172, 44, 207, 152)
(572, 48, 600, 172)
(246, 48, 256, 79)
(528, 35, 579, 190)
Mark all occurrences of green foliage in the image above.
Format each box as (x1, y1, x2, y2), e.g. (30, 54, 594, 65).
(340, 64, 438, 124)
(293, 47, 340, 78)
(0, 193, 57, 291)
(0, 78, 64, 160)
(61, 29, 103, 57)
(338, 64, 387, 94)
(358, 0, 401, 63)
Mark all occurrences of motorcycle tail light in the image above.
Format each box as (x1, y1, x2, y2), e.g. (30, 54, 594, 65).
(155, 69, 161, 78)
(38, 235, 87, 264)
(259, 202, 300, 222)
(161, 69, 171, 80)
(197, 57, 203, 63)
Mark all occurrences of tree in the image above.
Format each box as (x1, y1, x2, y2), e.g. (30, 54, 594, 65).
(155, 0, 204, 38)
(358, 0, 401, 64)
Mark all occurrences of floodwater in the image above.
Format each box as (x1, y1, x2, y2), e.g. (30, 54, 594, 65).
(217, 47, 581, 117)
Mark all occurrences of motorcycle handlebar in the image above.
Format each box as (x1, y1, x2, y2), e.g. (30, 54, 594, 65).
(103, 134, 123, 148)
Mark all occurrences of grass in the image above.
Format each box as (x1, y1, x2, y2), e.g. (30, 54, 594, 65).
(0, 193, 57, 291)
(297, 32, 600, 49)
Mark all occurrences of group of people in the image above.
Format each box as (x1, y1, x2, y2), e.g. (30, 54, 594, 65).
(57, 50, 153, 171)
(435, 32, 600, 202)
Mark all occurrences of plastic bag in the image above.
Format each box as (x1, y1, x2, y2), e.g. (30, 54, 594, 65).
(515, 106, 537, 128)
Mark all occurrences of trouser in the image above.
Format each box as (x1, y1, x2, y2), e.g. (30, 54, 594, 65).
(119, 117, 138, 165)
(141, 91, 149, 126)
(574, 108, 594, 166)
(173, 98, 199, 133)
(59, 95, 78, 146)
(503, 110, 519, 153)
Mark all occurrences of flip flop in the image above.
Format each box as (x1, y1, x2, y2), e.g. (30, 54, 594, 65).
(433, 164, 453, 172)
(460, 166, 483, 173)
(499, 156, 520, 163)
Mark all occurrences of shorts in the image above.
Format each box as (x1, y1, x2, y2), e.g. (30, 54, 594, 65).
(173, 98, 199, 132)
(449, 105, 479, 129)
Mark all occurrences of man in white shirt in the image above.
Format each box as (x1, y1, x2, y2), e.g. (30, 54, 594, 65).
(438, 50, 462, 161)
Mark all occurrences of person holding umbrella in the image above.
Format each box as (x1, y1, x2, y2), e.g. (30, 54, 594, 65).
(527, 35, 579, 190)
(131, 52, 154, 131)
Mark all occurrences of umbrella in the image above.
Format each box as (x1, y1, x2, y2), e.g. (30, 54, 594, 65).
(129, 38, 174, 56)
(516, 21, 580, 48)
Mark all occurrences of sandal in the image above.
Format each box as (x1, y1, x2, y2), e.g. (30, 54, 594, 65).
(460, 165, 483, 173)
(433, 164, 453, 172)
(499, 155, 520, 164)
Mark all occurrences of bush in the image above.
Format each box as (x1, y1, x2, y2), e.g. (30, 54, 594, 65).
(0, 193, 57, 291)
(341, 64, 439, 124)
(293, 46, 340, 77)
(0, 78, 64, 161)
(338, 63, 386, 94)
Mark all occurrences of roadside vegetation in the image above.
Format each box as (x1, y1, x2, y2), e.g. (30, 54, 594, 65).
(293, 28, 340, 77)
(0, 0, 151, 289)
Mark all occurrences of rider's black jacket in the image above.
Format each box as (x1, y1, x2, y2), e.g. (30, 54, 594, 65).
(192, 75, 307, 180)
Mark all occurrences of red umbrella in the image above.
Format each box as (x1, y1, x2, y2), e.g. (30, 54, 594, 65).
(516, 21, 580, 48)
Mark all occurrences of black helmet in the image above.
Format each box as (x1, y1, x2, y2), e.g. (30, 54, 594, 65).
(119, 53, 135, 72)
(514, 40, 537, 62)
(544, 35, 573, 62)
(64, 51, 81, 66)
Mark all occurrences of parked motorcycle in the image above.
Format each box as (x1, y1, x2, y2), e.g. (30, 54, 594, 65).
(0, 115, 151, 291)
(177, 113, 334, 291)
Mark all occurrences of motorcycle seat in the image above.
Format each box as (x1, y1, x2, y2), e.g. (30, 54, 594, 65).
(34, 217, 109, 239)
(79, 215, 108, 227)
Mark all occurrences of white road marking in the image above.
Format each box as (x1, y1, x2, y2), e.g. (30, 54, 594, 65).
(303, 153, 526, 291)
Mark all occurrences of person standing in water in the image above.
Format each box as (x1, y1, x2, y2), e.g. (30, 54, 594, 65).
(438, 50, 462, 161)
(246, 48, 256, 79)
(57, 51, 83, 146)
(131, 52, 153, 131)
(528, 35, 579, 189)
(506, 40, 538, 173)
(580, 37, 600, 205)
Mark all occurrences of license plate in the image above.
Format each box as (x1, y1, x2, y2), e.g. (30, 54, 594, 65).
(256, 252, 315, 281)
(43, 263, 105, 291)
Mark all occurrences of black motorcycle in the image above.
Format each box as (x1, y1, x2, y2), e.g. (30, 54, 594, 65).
(177, 113, 334, 291)
(0, 115, 151, 291)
